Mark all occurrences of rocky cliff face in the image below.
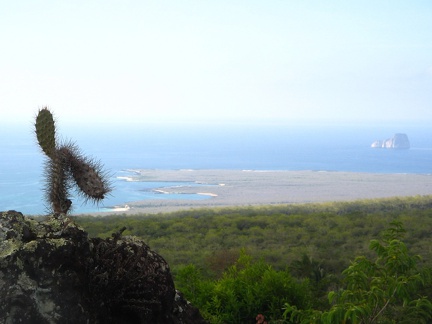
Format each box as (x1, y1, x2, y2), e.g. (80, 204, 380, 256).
(0, 211, 206, 324)
(371, 133, 410, 149)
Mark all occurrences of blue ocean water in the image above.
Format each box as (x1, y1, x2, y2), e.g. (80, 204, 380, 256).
(1, 122, 432, 215)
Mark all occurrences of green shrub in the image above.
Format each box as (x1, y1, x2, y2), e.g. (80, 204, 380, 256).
(176, 250, 311, 323)
(284, 222, 432, 323)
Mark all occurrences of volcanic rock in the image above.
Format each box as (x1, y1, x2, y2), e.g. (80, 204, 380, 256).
(0, 210, 206, 324)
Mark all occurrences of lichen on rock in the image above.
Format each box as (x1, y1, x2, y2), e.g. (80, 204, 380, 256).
(0, 210, 206, 323)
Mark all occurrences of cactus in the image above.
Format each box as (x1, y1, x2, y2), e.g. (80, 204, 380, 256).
(35, 107, 111, 214)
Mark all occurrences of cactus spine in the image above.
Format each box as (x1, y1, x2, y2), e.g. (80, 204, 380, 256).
(35, 107, 111, 214)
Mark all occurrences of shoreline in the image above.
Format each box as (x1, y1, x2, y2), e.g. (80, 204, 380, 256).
(81, 169, 432, 216)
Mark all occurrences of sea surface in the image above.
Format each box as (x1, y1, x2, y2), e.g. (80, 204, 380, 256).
(1, 122, 432, 215)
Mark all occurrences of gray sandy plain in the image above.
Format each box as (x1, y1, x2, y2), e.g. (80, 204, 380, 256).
(99, 169, 432, 215)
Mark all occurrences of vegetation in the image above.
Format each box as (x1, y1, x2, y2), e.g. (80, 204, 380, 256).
(176, 250, 311, 323)
(73, 196, 432, 323)
(284, 221, 432, 323)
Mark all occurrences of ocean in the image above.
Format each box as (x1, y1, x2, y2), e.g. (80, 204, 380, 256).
(1, 122, 432, 215)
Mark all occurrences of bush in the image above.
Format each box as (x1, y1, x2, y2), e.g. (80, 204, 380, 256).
(284, 222, 432, 324)
(176, 250, 311, 323)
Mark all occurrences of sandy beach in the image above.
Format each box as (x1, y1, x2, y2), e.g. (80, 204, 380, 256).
(92, 169, 432, 215)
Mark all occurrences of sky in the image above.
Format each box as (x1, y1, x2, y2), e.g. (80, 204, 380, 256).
(1, 1, 431, 126)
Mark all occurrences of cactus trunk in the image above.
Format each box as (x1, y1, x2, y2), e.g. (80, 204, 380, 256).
(47, 149, 72, 214)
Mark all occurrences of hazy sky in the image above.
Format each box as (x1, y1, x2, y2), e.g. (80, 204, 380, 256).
(1, 1, 431, 125)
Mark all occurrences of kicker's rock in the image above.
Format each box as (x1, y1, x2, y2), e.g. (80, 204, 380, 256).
(0, 211, 206, 324)
(371, 133, 410, 149)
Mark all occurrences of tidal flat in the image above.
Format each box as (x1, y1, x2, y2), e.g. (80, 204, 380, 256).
(91, 169, 432, 215)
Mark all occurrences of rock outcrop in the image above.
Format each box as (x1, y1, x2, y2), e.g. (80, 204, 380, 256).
(371, 133, 410, 149)
(0, 210, 206, 324)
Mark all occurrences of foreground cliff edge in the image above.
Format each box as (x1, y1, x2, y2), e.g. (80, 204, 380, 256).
(0, 211, 207, 324)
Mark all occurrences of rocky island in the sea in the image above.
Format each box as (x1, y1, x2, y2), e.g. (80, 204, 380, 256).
(371, 133, 410, 149)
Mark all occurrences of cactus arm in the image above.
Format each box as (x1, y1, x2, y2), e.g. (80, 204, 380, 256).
(62, 144, 111, 202)
(35, 107, 56, 158)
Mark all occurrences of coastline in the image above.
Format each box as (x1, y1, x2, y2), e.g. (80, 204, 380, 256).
(84, 169, 432, 215)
